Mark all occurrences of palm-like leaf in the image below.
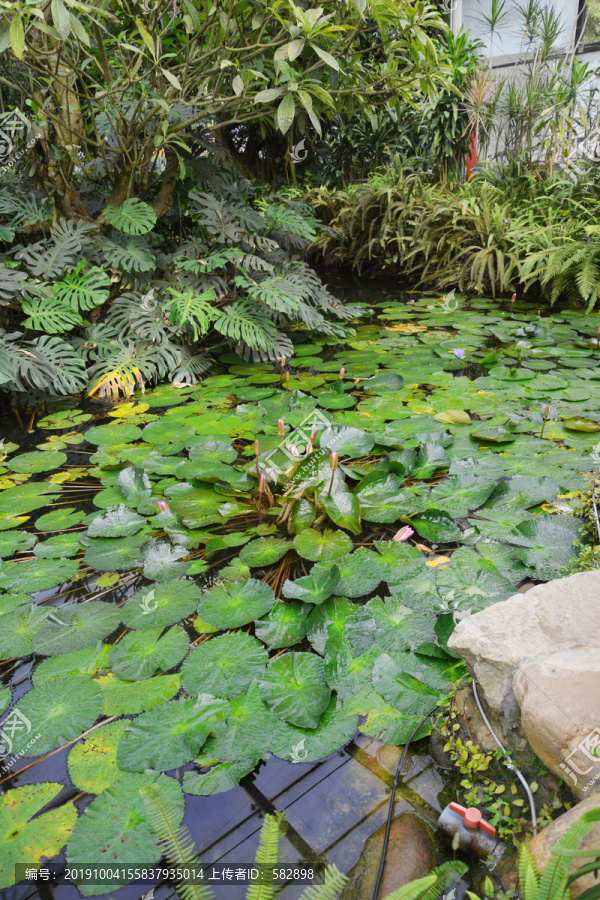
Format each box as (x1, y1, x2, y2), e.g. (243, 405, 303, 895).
(21, 295, 84, 333)
(245, 812, 286, 900)
(54, 262, 111, 310)
(14, 234, 81, 278)
(104, 199, 157, 235)
(167, 287, 215, 340)
(103, 236, 157, 273)
(212, 300, 277, 350)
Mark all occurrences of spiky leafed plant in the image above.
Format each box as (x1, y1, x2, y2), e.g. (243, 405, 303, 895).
(141, 783, 347, 900)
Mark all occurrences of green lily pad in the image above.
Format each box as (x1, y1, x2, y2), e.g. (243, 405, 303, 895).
(33, 532, 83, 559)
(239, 537, 291, 567)
(0, 557, 79, 593)
(563, 418, 600, 432)
(282, 564, 340, 605)
(33, 644, 111, 686)
(8, 675, 103, 755)
(196, 578, 275, 629)
(470, 425, 516, 443)
(83, 535, 146, 572)
(6, 450, 67, 473)
(121, 580, 200, 629)
(115, 466, 152, 505)
(87, 505, 147, 538)
(181, 632, 268, 698)
(183, 758, 257, 795)
(66, 773, 183, 895)
(254, 601, 311, 649)
(320, 426, 375, 456)
(334, 548, 382, 598)
(99, 673, 181, 715)
(259, 651, 331, 729)
(85, 423, 143, 445)
(116, 695, 230, 772)
(0, 605, 50, 660)
(293, 528, 353, 562)
(33, 601, 121, 656)
(0, 530, 37, 558)
(35, 507, 86, 530)
(108, 626, 189, 681)
(409, 508, 461, 543)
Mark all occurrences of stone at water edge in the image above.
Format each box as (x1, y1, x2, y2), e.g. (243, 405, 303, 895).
(526, 795, 600, 899)
(447, 570, 600, 732)
(338, 813, 436, 900)
(513, 649, 600, 800)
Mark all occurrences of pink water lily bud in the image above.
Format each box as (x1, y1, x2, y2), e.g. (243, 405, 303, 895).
(157, 500, 170, 512)
(258, 474, 267, 494)
(339, 367, 345, 378)
(329, 451, 339, 471)
(281, 357, 286, 367)
(392, 526, 414, 542)
(511, 292, 516, 305)
(278, 418, 285, 440)
(289, 445, 300, 458)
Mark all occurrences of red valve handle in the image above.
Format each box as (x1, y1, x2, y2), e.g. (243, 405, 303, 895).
(448, 802, 497, 836)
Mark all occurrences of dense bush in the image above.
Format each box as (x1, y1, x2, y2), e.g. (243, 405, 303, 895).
(0, 170, 360, 399)
(304, 161, 600, 307)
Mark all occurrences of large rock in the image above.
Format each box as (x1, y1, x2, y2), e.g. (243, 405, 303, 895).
(514, 650, 600, 799)
(526, 795, 600, 898)
(339, 813, 435, 900)
(448, 570, 600, 798)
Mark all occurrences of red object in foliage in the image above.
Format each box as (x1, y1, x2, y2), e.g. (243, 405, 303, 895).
(466, 131, 477, 180)
(448, 802, 497, 836)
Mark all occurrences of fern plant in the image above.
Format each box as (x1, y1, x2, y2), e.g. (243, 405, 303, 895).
(141, 783, 347, 900)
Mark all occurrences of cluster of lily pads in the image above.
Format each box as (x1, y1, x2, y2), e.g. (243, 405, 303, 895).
(0, 293, 598, 893)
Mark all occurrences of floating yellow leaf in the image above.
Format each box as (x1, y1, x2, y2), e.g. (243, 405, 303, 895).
(434, 409, 472, 424)
(384, 324, 427, 333)
(426, 555, 451, 569)
(107, 402, 150, 418)
(97, 573, 120, 588)
(45, 468, 89, 484)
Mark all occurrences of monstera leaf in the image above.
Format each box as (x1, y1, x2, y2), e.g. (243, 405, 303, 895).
(104, 198, 157, 235)
(259, 652, 331, 729)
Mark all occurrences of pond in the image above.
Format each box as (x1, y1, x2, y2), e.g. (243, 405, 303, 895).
(0, 278, 597, 899)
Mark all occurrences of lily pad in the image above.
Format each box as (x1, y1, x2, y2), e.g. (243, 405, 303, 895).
(181, 632, 268, 698)
(183, 758, 257, 795)
(116, 695, 230, 772)
(282, 564, 340, 605)
(0, 557, 79, 593)
(196, 578, 275, 629)
(33, 601, 121, 656)
(254, 601, 311, 649)
(239, 537, 291, 567)
(108, 626, 189, 681)
(293, 528, 353, 562)
(121, 580, 200, 629)
(99, 673, 181, 715)
(259, 651, 331, 729)
(67, 720, 128, 793)
(6, 450, 67, 473)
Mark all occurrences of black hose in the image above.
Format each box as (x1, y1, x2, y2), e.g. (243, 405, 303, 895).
(372, 705, 440, 900)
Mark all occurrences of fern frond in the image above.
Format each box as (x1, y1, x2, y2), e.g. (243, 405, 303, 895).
(296, 865, 347, 900)
(537, 805, 600, 900)
(245, 812, 286, 900)
(518, 845, 540, 900)
(141, 783, 214, 900)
